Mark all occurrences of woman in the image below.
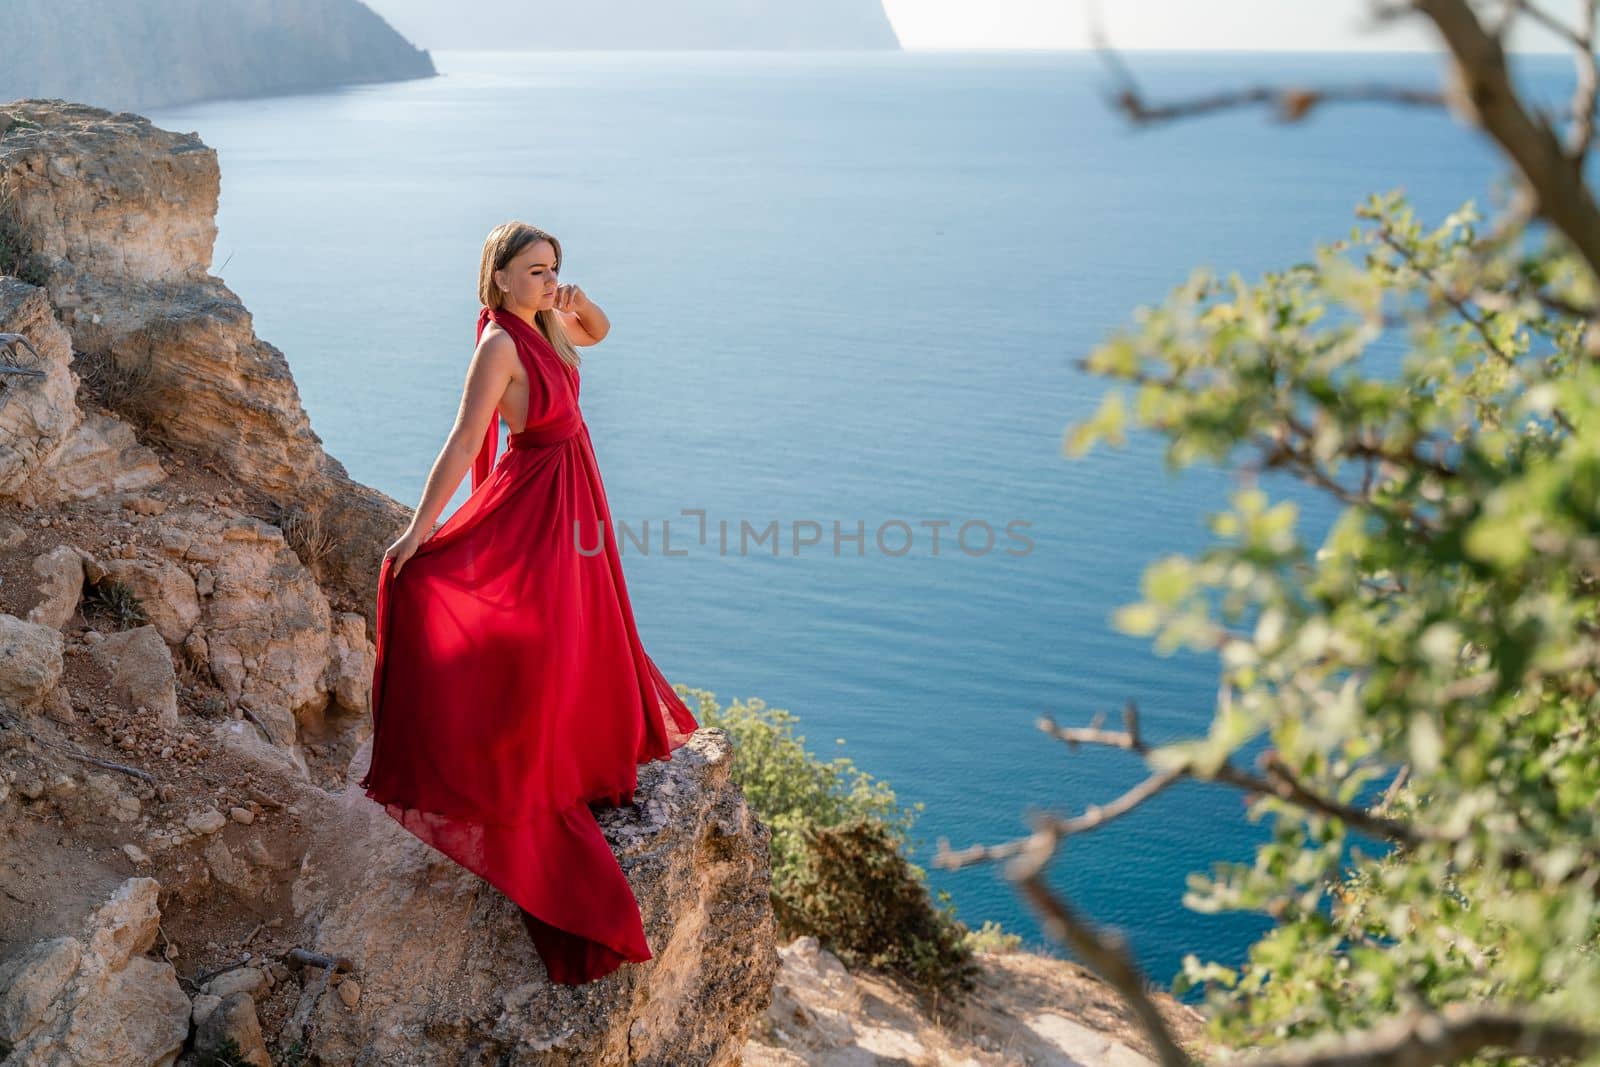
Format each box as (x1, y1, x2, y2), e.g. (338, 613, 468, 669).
(357, 220, 700, 985)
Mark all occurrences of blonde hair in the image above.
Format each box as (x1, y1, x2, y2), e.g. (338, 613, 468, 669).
(477, 221, 582, 369)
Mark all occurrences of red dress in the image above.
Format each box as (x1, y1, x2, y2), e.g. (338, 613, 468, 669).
(358, 304, 700, 984)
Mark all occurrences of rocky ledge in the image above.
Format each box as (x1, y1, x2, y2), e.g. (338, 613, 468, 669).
(0, 100, 777, 1065)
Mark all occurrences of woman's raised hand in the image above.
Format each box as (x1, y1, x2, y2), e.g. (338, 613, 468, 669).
(554, 283, 588, 312)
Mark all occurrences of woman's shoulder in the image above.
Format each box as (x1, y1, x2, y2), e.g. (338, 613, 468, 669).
(477, 321, 515, 354)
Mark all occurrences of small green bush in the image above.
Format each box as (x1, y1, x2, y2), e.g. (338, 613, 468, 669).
(962, 918, 1024, 954)
(775, 815, 981, 996)
(675, 686, 990, 998)
(196, 1035, 248, 1067)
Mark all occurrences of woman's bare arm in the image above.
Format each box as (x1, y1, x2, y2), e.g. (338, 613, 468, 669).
(402, 332, 518, 535)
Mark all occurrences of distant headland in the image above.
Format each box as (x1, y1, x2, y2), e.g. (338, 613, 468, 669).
(362, 0, 902, 51)
(0, 0, 437, 112)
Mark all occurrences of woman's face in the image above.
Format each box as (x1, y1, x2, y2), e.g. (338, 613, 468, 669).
(495, 239, 559, 312)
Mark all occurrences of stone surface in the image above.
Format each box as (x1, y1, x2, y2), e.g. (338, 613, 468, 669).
(0, 101, 413, 629)
(24, 544, 84, 630)
(87, 624, 179, 728)
(0, 612, 64, 713)
(0, 280, 81, 502)
(33, 411, 168, 502)
(288, 728, 778, 1066)
(194, 990, 273, 1067)
(98, 556, 201, 648)
(0, 878, 190, 1067)
(743, 936, 1208, 1067)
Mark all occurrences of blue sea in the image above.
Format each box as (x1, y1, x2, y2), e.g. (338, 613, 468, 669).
(148, 48, 1529, 986)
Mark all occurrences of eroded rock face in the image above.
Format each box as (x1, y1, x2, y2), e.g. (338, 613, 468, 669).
(0, 279, 83, 500)
(291, 729, 779, 1066)
(0, 877, 190, 1067)
(0, 101, 410, 626)
(0, 274, 168, 507)
(138, 507, 338, 747)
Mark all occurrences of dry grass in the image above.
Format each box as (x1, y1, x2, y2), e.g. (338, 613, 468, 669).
(73, 344, 166, 432)
(0, 175, 48, 287)
(80, 577, 149, 631)
(275, 503, 337, 571)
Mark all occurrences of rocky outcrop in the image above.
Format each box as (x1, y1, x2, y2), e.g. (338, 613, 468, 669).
(0, 878, 190, 1066)
(286, 730, 777, 1065)
(0, 97, 779, 1066)
(1, 0, 435, 112)
(368, 0, 899, 50)
(0, 100, 411, 626)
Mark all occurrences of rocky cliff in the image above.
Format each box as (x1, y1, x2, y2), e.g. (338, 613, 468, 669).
(364, 0, 901, 51)
(0, 0, 436, 112)
(0, 99, 776, 1064)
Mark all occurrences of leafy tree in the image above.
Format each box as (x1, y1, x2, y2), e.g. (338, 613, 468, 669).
(934, 2, 1600, 1064)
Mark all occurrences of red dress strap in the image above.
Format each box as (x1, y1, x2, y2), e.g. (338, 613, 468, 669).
(470, 306, 500, 492)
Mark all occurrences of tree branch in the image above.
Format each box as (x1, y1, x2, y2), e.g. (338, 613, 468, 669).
(1086, 8, 1445, 125)
(1229, 1003, 1600, 1066)
(967, 793, 1600, 1067)
(1372, 223, 1578, 433)
(1006, 827, 1197, 1067)
(1414, 0, 1600, 280)
(1042, 702, 1430, 848)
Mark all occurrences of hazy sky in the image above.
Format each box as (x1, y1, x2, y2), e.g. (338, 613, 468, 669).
(883, 0, 1579, 51)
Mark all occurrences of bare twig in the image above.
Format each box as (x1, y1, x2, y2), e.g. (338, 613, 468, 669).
(1562, 1, 1600, 157)
(0, 712, 157, 786)
(936, 767, 1183, 868)
(959, 778, 1599, 1067)
(285, 947, 352, 972)
(58, 749, 156, 786)
(1380, 763, 1412, 809)
(1086, 7, 1444, 124)
(1008, 827, 1196, 1067)
(1511, 0, 1589, 47)
(1038, 703, 1429, 847)
(239, 706, 274, 745)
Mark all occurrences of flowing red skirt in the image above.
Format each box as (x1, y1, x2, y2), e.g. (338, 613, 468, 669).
(358, 404, 699, 984)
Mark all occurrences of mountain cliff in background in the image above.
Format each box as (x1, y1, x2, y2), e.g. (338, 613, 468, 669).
(0, 0, 436, 111)
(362, 0, 901, 50)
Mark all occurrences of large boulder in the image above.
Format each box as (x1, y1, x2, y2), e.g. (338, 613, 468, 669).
(290, 729, 779, 1065)
(0, 280, 81, 499)
(0, 612, 63, 714)
(24, 544, 84, 630)
(0, 877, 190, 1066)
(87, 624, 179, 729)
